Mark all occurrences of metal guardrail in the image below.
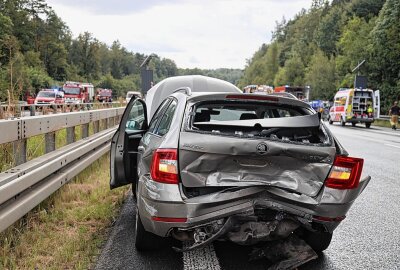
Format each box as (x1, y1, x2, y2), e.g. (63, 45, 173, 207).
(0, 107, 124, 232)
(1, 107, 125, 165)
(0, 101, 125, 119)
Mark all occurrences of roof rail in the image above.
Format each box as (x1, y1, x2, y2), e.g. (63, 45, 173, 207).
(174, 87, 192, 96)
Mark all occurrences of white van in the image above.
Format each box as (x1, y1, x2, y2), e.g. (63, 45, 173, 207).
(328, 88, 380, 128)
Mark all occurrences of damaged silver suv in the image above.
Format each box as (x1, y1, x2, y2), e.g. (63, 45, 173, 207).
(110, 75, 370, 253)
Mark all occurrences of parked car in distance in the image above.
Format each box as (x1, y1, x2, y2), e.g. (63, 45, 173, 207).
(125, 91, 142, 103)
(34, 89, 64, 105)
(110, 75, 370, 253)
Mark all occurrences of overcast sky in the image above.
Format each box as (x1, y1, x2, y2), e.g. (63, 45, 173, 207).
(47, 0, 311, 69)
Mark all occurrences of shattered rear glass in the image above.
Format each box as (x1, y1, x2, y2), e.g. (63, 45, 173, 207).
(187, 101, 332, 146)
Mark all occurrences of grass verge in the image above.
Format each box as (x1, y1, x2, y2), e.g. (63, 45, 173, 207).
(372, 119, 393, 128)
(0, 153, 128, 269)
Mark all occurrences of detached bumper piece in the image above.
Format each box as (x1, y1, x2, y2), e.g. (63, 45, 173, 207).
(249, 234, 318, 270)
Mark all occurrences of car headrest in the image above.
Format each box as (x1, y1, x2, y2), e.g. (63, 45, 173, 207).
(240, 113, 258, 120)
(194, 112, 211, 122)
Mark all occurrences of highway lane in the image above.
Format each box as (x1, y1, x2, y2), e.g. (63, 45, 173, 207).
(96, 123, 400, 270)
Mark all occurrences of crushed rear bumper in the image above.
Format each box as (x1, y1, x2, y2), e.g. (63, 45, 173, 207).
(137, 174, 371, 237)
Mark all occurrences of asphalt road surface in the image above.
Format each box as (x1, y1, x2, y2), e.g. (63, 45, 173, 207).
(95, 123, 400, 270)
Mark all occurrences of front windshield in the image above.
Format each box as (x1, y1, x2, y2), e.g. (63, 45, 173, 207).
(63, 87, 80, 95)
(37, 91, 55, 98)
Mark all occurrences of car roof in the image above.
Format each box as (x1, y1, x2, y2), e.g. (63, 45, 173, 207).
(145, 75, 241, 120)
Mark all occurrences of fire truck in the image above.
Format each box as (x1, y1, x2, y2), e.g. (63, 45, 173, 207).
(96, 88, 113, 102)
(62, 81, 94, 104)
(274, 86, 310, 101)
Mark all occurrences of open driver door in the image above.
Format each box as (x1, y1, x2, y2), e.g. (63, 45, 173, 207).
(110, 98, 148, 189)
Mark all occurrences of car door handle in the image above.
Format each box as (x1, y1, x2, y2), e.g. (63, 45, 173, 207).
(138, 146, 145, 153)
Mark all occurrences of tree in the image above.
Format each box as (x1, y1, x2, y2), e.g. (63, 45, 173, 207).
(282, 53, 305, 86)
(370, 0, 400, 110)
(315, 6, 344, 56)
(262, 42, 280, 85)
(335, 16, 375, 87)
(370, 0, 400, 84)
(350, 0, 386, 20)
(0, 13, 13, 39)
(109, 40, 123, 79)
(305, 49, 336, 99)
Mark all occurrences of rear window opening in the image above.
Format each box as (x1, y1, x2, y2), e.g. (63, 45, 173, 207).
(187, 101, 331, 146)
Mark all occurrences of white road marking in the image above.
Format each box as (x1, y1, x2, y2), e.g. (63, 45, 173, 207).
(385, 143, 400, 149)
(183, 243, 221, 270)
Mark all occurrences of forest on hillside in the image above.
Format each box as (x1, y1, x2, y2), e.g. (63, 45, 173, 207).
(0, 0, 243, 102)
(239, 0, 400, 112)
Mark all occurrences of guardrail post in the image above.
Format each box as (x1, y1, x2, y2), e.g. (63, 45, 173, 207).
(93, 120, 100, 133)
(30, 105, 36, 116)
(82, 124, 89, 138)
(45, 132, 56, 153)
(0, 105, 4, 119)
(67, 127, 75, 144)
(15, 104, 21, 118)
(13, 139, 27, 165)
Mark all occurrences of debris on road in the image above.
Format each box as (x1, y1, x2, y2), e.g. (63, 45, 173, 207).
(249, 234, 318, 270)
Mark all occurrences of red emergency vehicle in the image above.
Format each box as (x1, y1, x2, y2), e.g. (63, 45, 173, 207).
(274, 86, 310, 101)
(96, 88, 113, 102)
(34, 89, 65, 105)
(62, 81, 94, 104)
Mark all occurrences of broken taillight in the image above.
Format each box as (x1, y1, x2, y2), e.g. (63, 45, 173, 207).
(325, 156, 364, 189)
(150, 149, 179, 184)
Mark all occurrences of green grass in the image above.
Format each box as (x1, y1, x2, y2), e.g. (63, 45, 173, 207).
(0, 154, 128, 269)
(55, 129, 67, 149)
(26, 135, 45, 161)
(0, 143, 13, 172)
(372, 119, 393, 128)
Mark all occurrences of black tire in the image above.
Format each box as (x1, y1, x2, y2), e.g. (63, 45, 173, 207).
(351, 122, 356, 127)
(328, 117, 333, 125)
(302, 230, 333, 253)
(340, 117, 345, 126)
(365, 122, 371, 128)
(134, 210, 164, 251)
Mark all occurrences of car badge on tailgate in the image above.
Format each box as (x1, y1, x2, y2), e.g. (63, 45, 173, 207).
(256, 143, 268, 155)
